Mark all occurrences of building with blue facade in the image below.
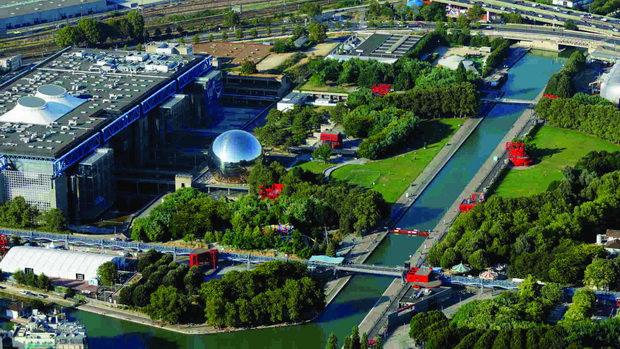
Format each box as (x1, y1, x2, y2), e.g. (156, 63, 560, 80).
(0, 47, 222, 221)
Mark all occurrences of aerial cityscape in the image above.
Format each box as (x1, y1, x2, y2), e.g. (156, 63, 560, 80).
(1, 0, 620, 347)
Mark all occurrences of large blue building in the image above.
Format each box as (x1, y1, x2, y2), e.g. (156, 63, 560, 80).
(0, 47, 222, 221)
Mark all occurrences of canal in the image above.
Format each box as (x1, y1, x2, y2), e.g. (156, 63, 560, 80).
(67, 51, 566, 348)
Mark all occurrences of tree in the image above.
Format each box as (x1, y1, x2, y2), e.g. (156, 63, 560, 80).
(562, 288, 596, 323)
(308, 21, 328, 43)
(132, 284, 151, 307)
(43, 208, 67, 232)
(351, 326, 361, 349)
(97, 262, 117, 286)
(360, 332, 369, 349)
(584, 259, 620, 290)
(30, 299, 45, 310)
(222, 32, 229, 41)
(326, 241, 337, 257)
(184, 266, 203, 295)
(56, 26, 83, 48)
(127, 10, 145, 40)
(420, 2, 447, 22)
(455, 61, 467, 83)
(178, 37, 185, 45)
(136, 43, 142, 51)
(301, 2, 322, 17)
(235, 28, 244, 39)
(250, 28, 258, 38)
(326, 333, 338, 349)
(313, 144, 333, 163)
(564, 19, 577, 30)
(223, 11, 241, 29)
(154, 28, 162, 37)
(36, 273, 52, 291)
(266, 27, 272, 36)
(468, 4, 485, 20)
(208, 33, 214, 42)
(281, 26, 287, 35)
(240, 61, 258, 74)
(145, 285, 189, 323)
(77, 18, 102, 46)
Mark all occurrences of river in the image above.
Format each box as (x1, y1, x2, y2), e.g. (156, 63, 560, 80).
(65, 50, 566, 348)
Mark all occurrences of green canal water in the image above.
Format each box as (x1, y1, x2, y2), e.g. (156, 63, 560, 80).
(66, 51, 566, 348)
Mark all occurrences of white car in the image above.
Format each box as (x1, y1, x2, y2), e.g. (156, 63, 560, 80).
(613, 28, 619, 32)
(18, 290, 27, 295)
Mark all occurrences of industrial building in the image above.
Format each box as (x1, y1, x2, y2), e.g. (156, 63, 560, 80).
(327, 33, 423, 64)
(0, 246, 125, 282)
(0, 0, 110, 31)
(209, 129, 262, 177)
(0, 47, 222, 221)
(600, 61, 620, 104)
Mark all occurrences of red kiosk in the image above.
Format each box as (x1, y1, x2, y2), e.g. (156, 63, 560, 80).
(506, 142, 532, 167)
(319, 133, 344, 149)
(259, 183, 284, 200)
(405, 267, 442, 289)
(459, 192, 485, 212)
(189, 249, 218, 269)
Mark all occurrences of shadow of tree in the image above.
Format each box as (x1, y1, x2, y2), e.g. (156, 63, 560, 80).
(530, 147, 565, 165)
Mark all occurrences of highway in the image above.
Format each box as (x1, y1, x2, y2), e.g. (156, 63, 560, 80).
(433, 0, 620, 36)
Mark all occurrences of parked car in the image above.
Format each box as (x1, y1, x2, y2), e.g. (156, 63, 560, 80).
(18, 290, 27, 295)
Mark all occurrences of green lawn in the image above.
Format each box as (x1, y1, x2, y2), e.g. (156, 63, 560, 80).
(493, 126, 620, 198)
(297, 161, 333, 174)
(329, 118, 464, 203)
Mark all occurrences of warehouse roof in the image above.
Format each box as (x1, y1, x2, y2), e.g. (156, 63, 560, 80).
(0, 246, 123, 280)
(0, 0, 105, 20)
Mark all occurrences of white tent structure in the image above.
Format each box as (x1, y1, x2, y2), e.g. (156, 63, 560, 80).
(0, 85, 85, 125)
(437, 55, 478, 74)
(0, 246, 124, 282)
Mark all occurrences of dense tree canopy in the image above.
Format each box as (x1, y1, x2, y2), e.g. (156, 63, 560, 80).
(199, 261, 324, 327)
(428, 150, 620, 286)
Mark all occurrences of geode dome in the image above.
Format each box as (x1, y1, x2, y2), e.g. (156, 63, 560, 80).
(601, 61, 620, 104)
(210, 130, 262, 177)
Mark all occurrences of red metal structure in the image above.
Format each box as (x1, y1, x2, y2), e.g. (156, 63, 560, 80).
(542, 94, 559, 99)
(506, 142, 532, 167)
(390, 229, 429, 237)
(189, 249, 218, 269)
(370, 84, 392, 96)
(459, 192, 485, 212)
(259, 183, 284, 199)
(405, 267, 442, 288)
(0, 235, 8, 255)
(319, 133, 343, 149)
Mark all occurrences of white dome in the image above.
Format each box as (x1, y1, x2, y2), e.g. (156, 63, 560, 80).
(601, 61, 620, 104)
(0, 85, 86, 125)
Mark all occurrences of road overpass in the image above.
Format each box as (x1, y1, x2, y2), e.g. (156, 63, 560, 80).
(432, 0, 620, 36)
(481, 97, 534, 104)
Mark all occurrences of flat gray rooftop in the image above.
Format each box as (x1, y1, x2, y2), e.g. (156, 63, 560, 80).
(0, 48, 197, 158)
(355, 33, 421, 59)
(0, 0, 104, 19)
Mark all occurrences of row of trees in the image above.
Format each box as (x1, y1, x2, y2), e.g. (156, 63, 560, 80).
(325, 325, 384, 349)
(13, 270, 52, 291)
(428, 150, 620, 287)
(544, 51, 586, 98)
(56, 11, 144, 48)
(482, 38, 510, 76)
(535, 96, 620, 143)
(0, 197, 67, 233)
(254, 106, 323, 148)
(199, 261, 324, 327)
(307, 52, 478, 90)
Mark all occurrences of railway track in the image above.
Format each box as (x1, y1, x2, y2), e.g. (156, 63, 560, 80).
(144, 0, 277, 16)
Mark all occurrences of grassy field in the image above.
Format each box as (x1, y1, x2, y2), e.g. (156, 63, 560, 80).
(493, 126, 620, 198)
(297, 161, 333, 174)
(325, 118, 464, 203)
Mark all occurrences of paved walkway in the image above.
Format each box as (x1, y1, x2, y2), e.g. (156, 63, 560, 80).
(389, 117, 484, 227)
(322, 158, 368, 178)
